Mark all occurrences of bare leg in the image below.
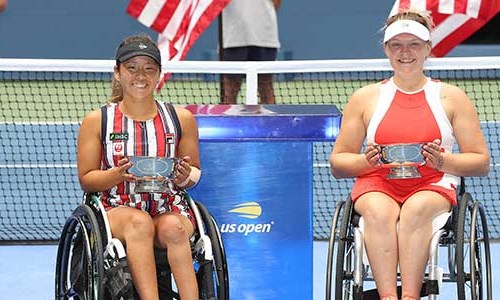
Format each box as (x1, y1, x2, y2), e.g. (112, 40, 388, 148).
(258, 74, 276, 104)
(222, 74, 243, 104)
(399, 191, 451, 299)
(354, 192, 401, 299)
(108, 207, 159, 300)
(155, 213, 198, 300)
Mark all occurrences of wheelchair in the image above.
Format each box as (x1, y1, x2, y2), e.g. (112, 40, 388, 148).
(55, 192, 229, 300)
(325, 178, 492, 300)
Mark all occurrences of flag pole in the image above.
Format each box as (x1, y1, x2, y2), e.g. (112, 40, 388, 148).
(218, 13, 225, 104)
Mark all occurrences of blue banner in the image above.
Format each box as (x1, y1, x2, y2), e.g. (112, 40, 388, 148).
(190, 141, 313, 299)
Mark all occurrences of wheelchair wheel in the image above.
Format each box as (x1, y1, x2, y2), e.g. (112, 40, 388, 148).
(55, 204, 105, 300)
(325, 200, 345, 300)
(455, 193, 492, 300)
(194, 201, 230, 300)
(333, 196, 363, 300)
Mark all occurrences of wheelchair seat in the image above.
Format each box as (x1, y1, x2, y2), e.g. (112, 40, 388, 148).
(55, 193, 229, 300)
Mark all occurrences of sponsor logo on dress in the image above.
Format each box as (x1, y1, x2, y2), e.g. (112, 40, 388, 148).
(113, 141, 125, 156)
(110, 132, 129, 141)
(166, 133, 175, 144)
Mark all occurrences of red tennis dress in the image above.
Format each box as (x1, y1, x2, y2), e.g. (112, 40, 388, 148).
(351, 78, 458, 205)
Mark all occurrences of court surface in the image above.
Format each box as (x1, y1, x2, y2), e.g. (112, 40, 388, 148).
(0, 241, 498, 299)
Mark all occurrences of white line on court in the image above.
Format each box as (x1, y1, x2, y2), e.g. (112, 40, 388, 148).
(2, 162, 500, 169)
(313, 162, 500, 168)
(0, 164, 76, 168)
(0, 121, 79, 125)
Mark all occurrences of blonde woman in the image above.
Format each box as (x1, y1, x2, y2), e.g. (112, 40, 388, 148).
(330, 10, 489, 300)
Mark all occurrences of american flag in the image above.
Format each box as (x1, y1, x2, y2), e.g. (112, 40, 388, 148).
(127, 0, 231, 88)
(390, 0, 500, 57)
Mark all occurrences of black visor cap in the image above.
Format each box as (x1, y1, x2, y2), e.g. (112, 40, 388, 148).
(115, 40, 161, 67)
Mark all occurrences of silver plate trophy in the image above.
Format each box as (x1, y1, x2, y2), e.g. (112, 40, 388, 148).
(128, 157, 180, 193)
(379, 143, 425, 179)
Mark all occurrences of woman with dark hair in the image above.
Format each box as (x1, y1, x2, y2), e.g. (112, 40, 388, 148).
(77, 34, 201, 300)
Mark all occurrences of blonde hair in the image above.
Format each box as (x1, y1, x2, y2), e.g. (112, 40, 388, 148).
(108, 34, 158, 103)
(386, 9, 434, 31)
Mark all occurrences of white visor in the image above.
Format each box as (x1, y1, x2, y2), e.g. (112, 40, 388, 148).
(383, 20, 430, 43)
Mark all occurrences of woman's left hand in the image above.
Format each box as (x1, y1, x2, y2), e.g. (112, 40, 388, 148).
(422, 139, 445, 170)
(173, 156, 192, 186)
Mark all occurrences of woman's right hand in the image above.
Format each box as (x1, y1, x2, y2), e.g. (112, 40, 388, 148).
(111, 157, 135, 182)
(364, 143, 381, 167)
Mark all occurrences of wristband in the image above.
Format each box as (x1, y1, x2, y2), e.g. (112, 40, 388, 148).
(177, 166, 201, 188)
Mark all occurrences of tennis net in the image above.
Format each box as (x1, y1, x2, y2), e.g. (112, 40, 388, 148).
(1, 57, 499, 243)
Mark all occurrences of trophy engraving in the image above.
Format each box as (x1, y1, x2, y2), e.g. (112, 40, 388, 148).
(379, 143, 424, 179)
(128, 157, 180, 193)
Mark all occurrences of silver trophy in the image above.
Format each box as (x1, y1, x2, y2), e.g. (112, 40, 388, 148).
(128, 156, 180, 193)
(379, 143, 425, 179)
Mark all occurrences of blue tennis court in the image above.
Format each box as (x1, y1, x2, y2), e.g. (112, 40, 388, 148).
(2, 121, 500, 242)
(1, 121, 499, 300)
(1, 242, 499, 299)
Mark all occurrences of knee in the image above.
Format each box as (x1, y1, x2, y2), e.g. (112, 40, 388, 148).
(156, 215, 190, 247)
(399, 193, 451, 230)
(125, 212, 155, 239)
(398, 211, 422, 232)
(356, 197, 400, 230)
(399, 203, 433, 231)
(361, 209, 399, 230)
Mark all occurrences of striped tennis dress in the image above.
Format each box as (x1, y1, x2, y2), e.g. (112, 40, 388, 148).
(99, 101, 194, 219)
(351, 78, 459, 205)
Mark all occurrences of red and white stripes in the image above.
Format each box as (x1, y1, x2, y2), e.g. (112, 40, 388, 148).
(389, 0, 499, 57)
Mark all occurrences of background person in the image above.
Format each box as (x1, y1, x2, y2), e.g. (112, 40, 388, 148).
(0, 0, 6, 13)
(77, 34, 201, 300)
(329, 10, 489, 300)
(221, 0, 281, 104)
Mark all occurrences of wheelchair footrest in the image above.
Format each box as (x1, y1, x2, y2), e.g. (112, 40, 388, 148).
(362, 282, 432, 299)
(426, 279, 439, 295)
(104, 257, 135, 300)
(197, 259, 216, 300)
(361, 288, 381, 300)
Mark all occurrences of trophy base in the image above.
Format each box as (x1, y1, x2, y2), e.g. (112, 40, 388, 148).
(387, 166, 422, 179)
(134, 179, 170, 193)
